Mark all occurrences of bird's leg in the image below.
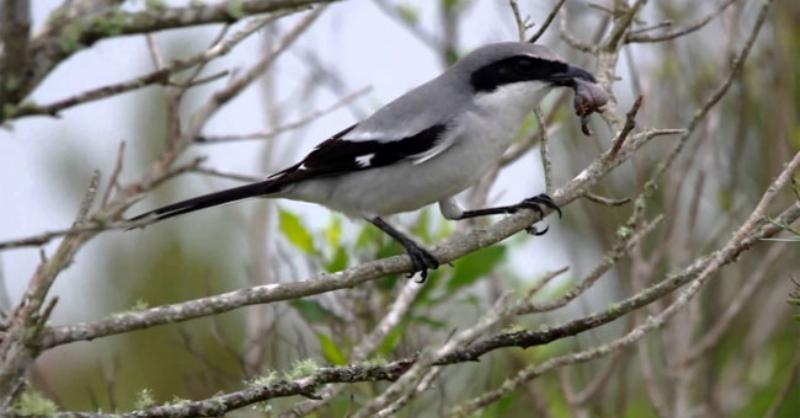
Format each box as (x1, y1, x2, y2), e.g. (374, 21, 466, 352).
(456, 193, 562, 235)
(369, 217, 439, 282)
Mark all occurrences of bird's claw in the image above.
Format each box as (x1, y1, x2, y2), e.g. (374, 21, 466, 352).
(518, 193, 562, 218)
(525, 224, 549, 236)
(404, 244, 439, 283)
(514, 193, 561, 236)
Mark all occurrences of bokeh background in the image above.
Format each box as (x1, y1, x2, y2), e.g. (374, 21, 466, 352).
(1, 0, 798, 416)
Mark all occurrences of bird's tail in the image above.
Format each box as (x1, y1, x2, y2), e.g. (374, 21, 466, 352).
(128, 179, 285, 223)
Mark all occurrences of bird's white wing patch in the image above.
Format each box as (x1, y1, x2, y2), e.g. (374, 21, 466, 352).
(344, 129, 417, 143)
(355, 153, 376, 167)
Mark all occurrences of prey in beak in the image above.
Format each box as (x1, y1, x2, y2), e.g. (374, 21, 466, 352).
(548, 64, 609, 135)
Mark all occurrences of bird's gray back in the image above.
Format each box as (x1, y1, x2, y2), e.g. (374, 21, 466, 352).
(346, 42, 562, 140)
(346, 71, 471, 140)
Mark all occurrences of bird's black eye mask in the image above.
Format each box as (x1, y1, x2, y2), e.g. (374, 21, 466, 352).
(470, 55, 596, 93)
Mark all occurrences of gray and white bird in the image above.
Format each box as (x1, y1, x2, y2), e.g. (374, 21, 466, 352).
(130, 42, 601, 281)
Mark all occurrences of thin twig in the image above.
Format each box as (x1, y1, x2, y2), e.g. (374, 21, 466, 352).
(507, 0, 529, 42)
(560, 351, 622, 406)
(528, 0, 567, 43)
(447, 152, 795, 416)
(583, 193, 632, 207)
(12, 13, 287, 120)
(559, 7, 596, 53)
(535, 108, 554, 194)
(610, 95, 643, 156)
(678, 243, 787, 366)
(626, 0, 739, 43)
(763, 339, 800, 418)
(280, 280, 425, 418)
(372, 0, 441, 50)
(100, 142, 126, 207)
(517, 215, 661, 315)
(196, 86, 370, 144)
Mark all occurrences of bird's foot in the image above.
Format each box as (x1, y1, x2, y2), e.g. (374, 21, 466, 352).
(403, 243, 439, 283)
(508, 193, 562, 236)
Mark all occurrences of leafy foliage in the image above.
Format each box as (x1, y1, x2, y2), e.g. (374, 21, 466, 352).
(13, 390, 58, 416)
(279, 208, 318, 255)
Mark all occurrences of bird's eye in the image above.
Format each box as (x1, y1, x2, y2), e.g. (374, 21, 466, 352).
(514, 59, 534, 73)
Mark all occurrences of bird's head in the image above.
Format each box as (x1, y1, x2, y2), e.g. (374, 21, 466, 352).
(454, 42, 607, 118)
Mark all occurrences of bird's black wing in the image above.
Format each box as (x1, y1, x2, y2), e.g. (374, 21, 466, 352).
(272, 123, 449, 183)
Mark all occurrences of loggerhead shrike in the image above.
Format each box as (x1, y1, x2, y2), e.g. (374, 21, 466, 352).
(130, 42, 605, 281)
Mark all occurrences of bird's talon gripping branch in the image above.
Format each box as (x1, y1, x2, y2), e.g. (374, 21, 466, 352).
(455, 192, 563, 237)
(514, 193, 561, 236)
(404, 244, 439, 283)
(511, 193, 562, 218)
(522, 193, 562, 218)
(370, 217, 439, 282)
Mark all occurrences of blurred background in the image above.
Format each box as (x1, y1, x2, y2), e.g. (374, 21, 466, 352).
(0, 0, 798, 416)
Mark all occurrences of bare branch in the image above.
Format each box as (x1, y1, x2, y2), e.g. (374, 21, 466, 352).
(507, 0, 529, 42)
(50, 191, 795, 417)
(559, 7, 596, 53)
(196, 86, 370, 144)
(763, 339, 800, 418)
(10, 13, 285, 120)
(280, 280, 425, 417)
(610, 95, 643, 156)
(0, 0, 31, 105)
(678, 243, 787, 366)
(22, 1, 334, 102)
(449, 196, 796, 418)
(100, 142, 126, 207)
(53, 359, 416, 418)
(583, 192, 632, 207)
(535, 108, 554, 194)
(626, 0, 739, 44)
(654, 0, 773, 178)
(560, 351, 622, 406)
(372, 0, 441, 51)
(527, 0, 566, 43)
(604, 0, 647, 51)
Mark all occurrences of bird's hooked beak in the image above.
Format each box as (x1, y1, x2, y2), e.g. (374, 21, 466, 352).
(546, 64, 597, 87)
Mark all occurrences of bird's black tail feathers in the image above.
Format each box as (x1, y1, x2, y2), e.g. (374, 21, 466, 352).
(128, 179, 285, 224)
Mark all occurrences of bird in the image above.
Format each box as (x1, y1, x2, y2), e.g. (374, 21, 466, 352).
(129, 42, 601, 281)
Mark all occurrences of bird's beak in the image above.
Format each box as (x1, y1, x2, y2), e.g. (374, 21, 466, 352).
(547, 64, 597, 87)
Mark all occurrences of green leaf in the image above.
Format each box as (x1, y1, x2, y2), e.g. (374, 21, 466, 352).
(410, 209, 432, 243)
(279, 209, 317, 255)
(396, 4, 419, 25)
(377, 324, 406, 356)
(290, 300, 340, 324)
(325, 216, 342, 247)
(317, 332, 348, 365)
(443, 0, 460, 10)
(325, 246, 349, 273)
(447, 245, 507, 292)
(492, 392, 519, 415)
(409, 315, 447, 329)
(376, 274, 400, 291)
(356, 223, 383, 249)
